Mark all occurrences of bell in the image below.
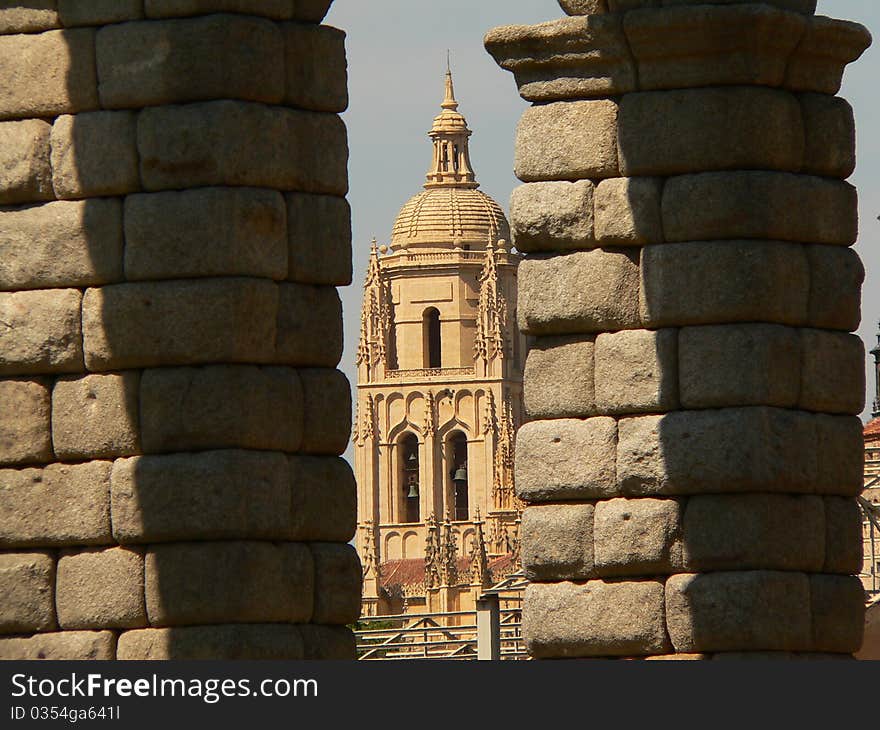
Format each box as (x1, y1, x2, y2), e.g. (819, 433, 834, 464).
(453, 467, 468, 483)
(407, 483, 419, 498)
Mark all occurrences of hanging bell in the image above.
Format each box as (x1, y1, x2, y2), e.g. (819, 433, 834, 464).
(407, 483, 420, 498)
(453, 467, 468, 483)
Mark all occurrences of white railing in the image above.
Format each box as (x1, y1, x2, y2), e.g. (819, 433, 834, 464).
(385, 367, 475, 379)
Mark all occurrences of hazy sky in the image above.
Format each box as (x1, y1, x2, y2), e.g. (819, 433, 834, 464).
(325, 0, 880, 423)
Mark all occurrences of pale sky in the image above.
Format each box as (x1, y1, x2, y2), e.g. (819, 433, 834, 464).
(325, 0, 880, 425)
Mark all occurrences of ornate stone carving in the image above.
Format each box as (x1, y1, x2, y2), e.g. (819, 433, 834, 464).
(474, 240, 509, 364)
(356, 239, 395, 376)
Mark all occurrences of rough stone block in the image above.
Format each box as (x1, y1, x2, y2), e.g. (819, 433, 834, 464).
(0, 379, 52, 466)
(814, 414, 864, 497)
(594, 177, 663, 246)
(0, 2, 59, 34)
(124, 188, 287, 282)
(0, 552, 55, 634)
(806, 245, 863, 332)
(56, 547, 146, 630)
(524, 580, 670, 658)
(0, 29, 98, 121)
(516, 417, 617, 501)
(0, 200, 123, 291)
(510, 181, 594, 252)
(593, 498, 681, 576)
(81, 279, 277, 371)
(52, 373, 141, 460)
(515, 100, 619, 182)
(140, 366, 303, 454)
(800, 93, 856, 178)
(665, 571, 812, 653)
(144, 0, 295, 19)
(284, 24, 347, 113)
(0, 289, 83, 375)
(640, 240, 809, 328)
(785, 16, 872, 95)
(809, 574, 864, 654)
(524, 335, 594, 419)
(58, 0, 144, 26)
(682, 494, 824, 572)
(678, 324, 800, 409)
(519, 249, 640, 335)
(275, 284, 343, 367)
(289, 455, 357, 542)
(823, 497, 863, 574)
(138, 101, 348, 196)
(117, 625, 305, 660)
(0, 631, 115, 660)
(594, 328, 678, 414)
(609, 0, 817, 11)
(558, 0, 607, 13)
(286, 193, 352, 286)
(111, 450, 290, 544)
(145, 542, 314, 626)
(618, 87, 803, 176)
(50, 112, 139, 199)
(0, 119, 53, 205)
(97, 16, 283, 109)
(299, 624, 356, 660)
(799, 329, 864, 415)
(298, 368, 351, 455)
(662, 172, 857, 246)
(521, 503, 595, 581)
(310, 543, 361, 625)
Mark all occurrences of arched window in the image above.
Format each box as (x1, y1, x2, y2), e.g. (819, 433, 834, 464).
(449, 431, 468, 521)
(400, 433, 420, 524)
(423, 308, 441, 369)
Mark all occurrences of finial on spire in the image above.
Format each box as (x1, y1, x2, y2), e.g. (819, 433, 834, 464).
(442, 52, 458, 111)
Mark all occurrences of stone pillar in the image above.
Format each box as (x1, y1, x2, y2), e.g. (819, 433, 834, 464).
(487, 0, 871, 659)
(0, 0, 359, 660)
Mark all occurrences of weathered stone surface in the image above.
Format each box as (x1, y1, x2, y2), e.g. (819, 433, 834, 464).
(140, 366, 303, 454)
(510, 181, 594, 252)
(806, 245, 863, 332)
(0, 379, 52, 466)
(286, 193, 352, 285)
(0, 552, 55, 634)
(117, 625, 305, 660)
(58, 0, 144, 26)
(809, 575, 864, 654)
(662, 172, 858, 245)
(0, 200, 123, 291)
(624, 4, 805, 90)
(594, 177, 663, 246)
(310, 543, 361, 625)
(145, 542, 314, 626)
(814, 414, 864, 497)
(523, 335, 594, 419)
(665, 571, 812, 653)
(0, 2, 59, 34)
(558, 0, 607, 13)
(641, 240, 809, 328)
(111, 450, 290, 544)
(144, 0, 295, 19)
(0, 29, 98, 121)
(275, 284, 343, 366)
(97, 16, 283, 109)
(292, 0, 334, 22)
(800, 93, 856, 178)
(289, 456, 357, 542)
(678, 324, 800, 409)
(593, 498, 681, 576)
(524, 580, 670, 658)
(618, 87, 803, 176)
(785, 16, 871, 95)
(0, 120, 53, 205)
(799, 329, 864, 414)
(0, 289, 83, 375)
(284, 24, 347, 113)
(682, 494, 824, 572)
(0, 461, 112, 548)
(52, 373, 141, 460)
(609, 0, 816, 10)
(50, 113, 139, 199)
(516, 418, 617, 501)
(124, 188, 287, 282)
(515, 100, 619, 182)
(521, 503, 595, 581)
(299, 624, 356, 660)
(298, 369, 350, 455)
(594, 329, 678, 414)
(0, 631, 115, 660)
(519, 250, 640, 335)
(56, 548, 146, 630)
(138, 101, 348, 196)
(823, 497, 863, 574)
(81, 279, 277, 371)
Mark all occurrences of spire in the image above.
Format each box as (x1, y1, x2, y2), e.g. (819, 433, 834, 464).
(425, 57, 478, 190)
(442, 52, 458, 111)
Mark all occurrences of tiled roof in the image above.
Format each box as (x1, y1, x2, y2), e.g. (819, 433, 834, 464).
(379, 554, 518, 592)
(865, 418, 880, 441)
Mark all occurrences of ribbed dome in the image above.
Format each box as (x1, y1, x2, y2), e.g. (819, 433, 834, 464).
(391, 187, 510, 250)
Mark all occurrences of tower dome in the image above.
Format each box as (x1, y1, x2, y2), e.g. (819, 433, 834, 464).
(389, 65, 510, 251)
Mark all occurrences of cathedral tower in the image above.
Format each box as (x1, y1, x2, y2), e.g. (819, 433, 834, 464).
(354, 67, 524, 616)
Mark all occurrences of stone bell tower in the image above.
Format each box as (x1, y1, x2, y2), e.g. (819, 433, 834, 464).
(354, 67, 524, 617)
